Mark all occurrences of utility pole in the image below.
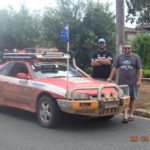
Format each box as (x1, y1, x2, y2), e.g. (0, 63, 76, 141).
(116, 0, 124, 54)
(115, 0, 125, 82)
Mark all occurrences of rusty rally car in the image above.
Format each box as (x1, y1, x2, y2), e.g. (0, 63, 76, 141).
(0, 50, 130, 128)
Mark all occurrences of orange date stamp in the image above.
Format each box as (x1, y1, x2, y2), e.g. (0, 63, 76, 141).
(129, 136, 150, 142)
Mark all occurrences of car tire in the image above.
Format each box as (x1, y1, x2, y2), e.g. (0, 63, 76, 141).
(37, 95, 61, 128)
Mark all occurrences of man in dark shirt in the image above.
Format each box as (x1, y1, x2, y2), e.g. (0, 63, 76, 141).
(90, 38, 113, 80)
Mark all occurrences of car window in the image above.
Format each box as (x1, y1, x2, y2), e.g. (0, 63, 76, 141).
(31, 63, 82, 78)
(8, 62, 29, 78)
(0, 62, 14, 76)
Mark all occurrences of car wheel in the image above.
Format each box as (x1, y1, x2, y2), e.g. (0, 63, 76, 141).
(37, 95, 61, 128)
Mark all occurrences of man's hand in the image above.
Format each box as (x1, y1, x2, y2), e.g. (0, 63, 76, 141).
(91, 59, 102, 67)
(107, 78, 112, 82)
(97, 58, 112, 65)
(136, 80, 141, 87)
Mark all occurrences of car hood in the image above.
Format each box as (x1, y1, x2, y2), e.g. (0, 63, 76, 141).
(35, 77, 117, 96)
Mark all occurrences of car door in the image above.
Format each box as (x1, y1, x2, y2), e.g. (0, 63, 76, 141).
(1, 62, 24, 104)
(16, 62, 36, 109)
(17, 62, 33, 106)
(0, 62, 15, 104)
(1, 62, 31, 106)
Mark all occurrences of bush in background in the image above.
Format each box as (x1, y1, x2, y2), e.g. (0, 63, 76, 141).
(84, 67, 92, 75)
(132, 34, 150, 69)
(143, 70, 150, 78)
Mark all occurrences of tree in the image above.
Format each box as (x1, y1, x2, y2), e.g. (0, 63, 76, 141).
(42, 0, 87, 48)
(0, 6, 41, 50)
(126, 0, 150, 24)
(0, 0, 116, 69)
(80, 1, 115, 67)
(0, 8, 16, 50)
(42, 0, 115, 68)
(132, 33, 150, 69)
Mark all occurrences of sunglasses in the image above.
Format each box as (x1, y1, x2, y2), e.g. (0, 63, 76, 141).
(98, 42, 105, 45)
(124, 47, 131, 50)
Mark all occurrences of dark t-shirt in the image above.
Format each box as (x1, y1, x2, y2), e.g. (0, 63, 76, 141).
(113, 53, 142, 85)
(91, 49, 113, 79)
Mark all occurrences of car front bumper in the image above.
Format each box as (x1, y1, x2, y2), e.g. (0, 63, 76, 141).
(57, 96, 130, 117)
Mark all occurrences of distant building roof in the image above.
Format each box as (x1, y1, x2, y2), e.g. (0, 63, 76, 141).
(124, 27, 138, 33)
(124, 27, 140, 41)
(136, 23, 150, 31)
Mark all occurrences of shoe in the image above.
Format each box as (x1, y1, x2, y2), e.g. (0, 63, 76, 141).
(128, 117, 134, 121)
(122, 118, 128, 123)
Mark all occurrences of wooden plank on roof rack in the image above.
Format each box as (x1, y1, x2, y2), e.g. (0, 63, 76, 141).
(35, 48, 59, 53)
(3, 53, 34, 59)
(37, 53, 70, 59)
(2, 52, 70, 60)
(43, 52, 63, 55)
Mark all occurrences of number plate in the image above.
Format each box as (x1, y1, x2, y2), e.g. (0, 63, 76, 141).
(103, 101, 119, 108)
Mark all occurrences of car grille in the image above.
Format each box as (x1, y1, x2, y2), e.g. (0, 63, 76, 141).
(101, 107, 119, 115)
(99, 100, 120, 115)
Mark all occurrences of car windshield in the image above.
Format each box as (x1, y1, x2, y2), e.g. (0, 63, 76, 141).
(31, 62, 83, 78)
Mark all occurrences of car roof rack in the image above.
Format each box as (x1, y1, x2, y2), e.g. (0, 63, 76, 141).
(2, 51, 70, 61)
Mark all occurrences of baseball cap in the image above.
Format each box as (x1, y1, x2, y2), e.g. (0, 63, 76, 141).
(98, 38, 106, 44)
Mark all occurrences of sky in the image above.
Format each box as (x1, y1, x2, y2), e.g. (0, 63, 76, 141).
(0, 0, 135, 28)
(0, 0, 56, 10)
(0, 0, 114, 10)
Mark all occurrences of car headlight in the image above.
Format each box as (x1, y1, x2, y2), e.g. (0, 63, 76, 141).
(118, 89, 124, 97)
(73, 93, 91, 100)
(104, 92, 110, 99)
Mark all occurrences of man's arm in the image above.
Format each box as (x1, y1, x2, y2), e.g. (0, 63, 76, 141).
(136, 69, 142, 87)
(91, 57, 112, 66)
(107, 67, 117, 82)
(136, 54, 143, 87)
(97, 57, 112, 65)
(90, 59, 102, 67)
(98, 51, 113, 65)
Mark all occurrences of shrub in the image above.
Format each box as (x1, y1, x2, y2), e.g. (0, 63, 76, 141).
(83, 67, 92, 75)
(143, 70, 150, 78)
(132, 34, 150, 69)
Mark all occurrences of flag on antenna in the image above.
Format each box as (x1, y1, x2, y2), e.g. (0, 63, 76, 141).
(60, 25, 69, 42)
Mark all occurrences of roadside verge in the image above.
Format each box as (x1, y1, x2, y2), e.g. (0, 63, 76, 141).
(134, 109, 150, 119)
(134, 78, 150, 119)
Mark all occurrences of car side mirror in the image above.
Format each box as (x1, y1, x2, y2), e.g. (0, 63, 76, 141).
(17, 73, 30, 80)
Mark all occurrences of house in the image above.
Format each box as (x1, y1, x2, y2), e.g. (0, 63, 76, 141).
(124, 27, 140, 42)
(124, 23, 150, 42)
(136, 23, 150, 33)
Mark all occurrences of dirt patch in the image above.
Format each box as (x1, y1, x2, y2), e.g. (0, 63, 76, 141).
(135, 81, 150, 109)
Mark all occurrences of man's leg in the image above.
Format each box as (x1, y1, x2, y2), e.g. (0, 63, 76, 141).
(128, 85, 138, 120)
(122, 108, 129, 123)
(124, 108, 129, 118)
(129, 100, 135, 118)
